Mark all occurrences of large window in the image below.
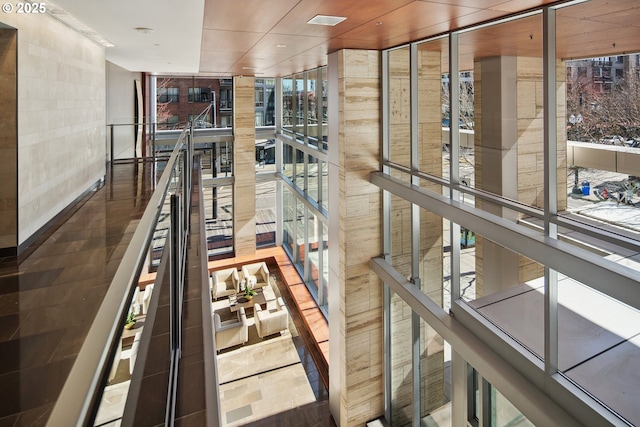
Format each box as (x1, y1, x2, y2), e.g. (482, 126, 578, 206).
(378, 2, 640, 426)
(256, 179, 276, 248)
(254, 78, 277, 246)
(279, 67, 330, 313)
(204, 185, 234, 256)
(158, 87, 178, 103)
(220, 88, 232, 110)
(255, 88, 264, 107)
(188, 87, 211, 102)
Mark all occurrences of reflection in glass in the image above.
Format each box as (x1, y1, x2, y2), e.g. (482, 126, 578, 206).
(295, 199, 305, 264)
(307, 154, 319, 203)
(256, 180, 276, 247)
(458, 14, 558, 215)
(321, 221, 329, 311)
(420, 320, 451, 426)
(321, 160, 329, 212)
(491, 385, 534, 427)
(307, 69, 318, 147)
(390, 289, 414, 425)
(416, 38, 449, 183)
(204, 185, 234, 257)
(308, 210, 319, 296)
(295, 73, 305, 142)
(419, 207, 445, 308)
(283, 143, 294, 181)
(282, 77, 293, 133)
(320, 67, 328, 149)
(294, 148, 304, 190)
(388, 46, 411, 168)
(283, 189, 294, 256)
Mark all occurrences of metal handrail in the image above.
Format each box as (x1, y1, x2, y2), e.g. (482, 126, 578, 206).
(46, 128, 189, 427)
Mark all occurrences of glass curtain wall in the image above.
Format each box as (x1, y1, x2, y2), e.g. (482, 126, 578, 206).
(153, 76, 238, 258)
(467, 366, 535, 427)
(380, 2, 640, 426)
(279, 66, 329, 314)
(255, 77, 277, 248)
(386, 40, 452, 425)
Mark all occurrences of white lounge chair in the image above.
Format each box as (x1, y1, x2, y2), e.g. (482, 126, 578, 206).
(241, 262, 270, 289)
(210, 267, 240, 300)
(254, 297, 289, 339)
(213, 306, 248, 351)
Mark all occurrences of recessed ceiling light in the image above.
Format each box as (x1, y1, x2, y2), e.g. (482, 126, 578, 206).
(276, 44, 287, 48)
(242, 66, 256, 70)
(376, 21, 383, 26)
(307, 15, 347, 26)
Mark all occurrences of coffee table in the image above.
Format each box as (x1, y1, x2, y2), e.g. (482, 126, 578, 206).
(229, 285, 276, 313)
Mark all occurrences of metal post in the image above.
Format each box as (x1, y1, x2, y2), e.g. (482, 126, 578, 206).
(152, 123, 157, 163)
(449, 31, 462, 304)
(381, 49, 393, 424)
(166, 192, 182, 426)
(543, 5, 559, 376)
(213, 143, 218, 219)
(170, 193, 181, 352)
(152, 123, 157, 190)
(409, 41, 422, 427)
(212, 91, 217, 128)
(183, 153, 189, 233)
(110, 124, 114, 166)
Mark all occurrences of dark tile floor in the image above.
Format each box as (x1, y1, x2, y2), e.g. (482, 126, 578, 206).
(0, 161, 156, 426)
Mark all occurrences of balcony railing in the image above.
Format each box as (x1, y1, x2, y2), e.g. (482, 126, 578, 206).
(46, 123, 212, 426)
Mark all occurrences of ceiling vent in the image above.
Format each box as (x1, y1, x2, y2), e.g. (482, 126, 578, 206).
(307, 15, 347, 26)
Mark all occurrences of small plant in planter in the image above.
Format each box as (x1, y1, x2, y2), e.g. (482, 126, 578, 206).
(124, 311, 136, 330)
(244, 286, 257, 301)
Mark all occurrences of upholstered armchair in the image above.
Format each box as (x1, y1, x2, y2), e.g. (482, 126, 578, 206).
(108, 339, 122, 383)
(210, 267, 240, 300)
(254, 297, 289, 339)
(130, 286, 142, 316)
(241, 262, 270, 289)
(213, 307, 248, 352)
(142, 284, 154, 314)
(129, 331, 141, 375)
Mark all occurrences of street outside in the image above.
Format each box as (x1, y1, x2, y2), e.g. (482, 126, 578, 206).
(567, 167, 640, 233)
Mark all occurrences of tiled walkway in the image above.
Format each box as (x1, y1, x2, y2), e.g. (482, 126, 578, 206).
(0, 162, 156, 426)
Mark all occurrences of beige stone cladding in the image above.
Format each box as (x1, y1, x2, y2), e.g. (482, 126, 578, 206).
(334, 49, 384, 427)
(233, 76, 257, 257)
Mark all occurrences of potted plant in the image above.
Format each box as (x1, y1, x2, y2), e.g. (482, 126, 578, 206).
(124, 310, 136, 330)
(244, 285, 257, 301)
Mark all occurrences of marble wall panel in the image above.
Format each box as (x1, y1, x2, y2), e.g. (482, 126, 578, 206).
(0, 13, 107, 247)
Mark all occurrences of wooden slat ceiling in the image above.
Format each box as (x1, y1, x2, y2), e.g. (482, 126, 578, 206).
(200, 0, 640, 77)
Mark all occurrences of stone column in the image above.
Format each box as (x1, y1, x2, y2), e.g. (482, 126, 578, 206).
(328, 49, 384, 427)
(233, 76, 256, 257)
(474, 56, 567, 295)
